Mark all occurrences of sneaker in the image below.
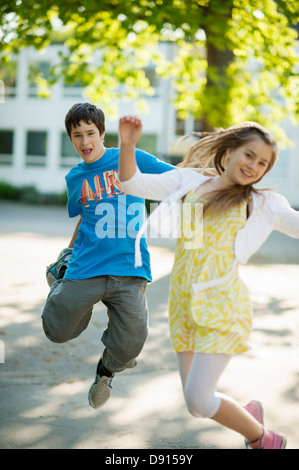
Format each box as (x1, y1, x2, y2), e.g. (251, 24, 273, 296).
(249, 429, 287, 449)
(244, 400, 264, 449)
(88, 361, 115, 409)
(244, 400, 286, 449)
(244, 400, 264, 425)
(46, 247, 73, 287)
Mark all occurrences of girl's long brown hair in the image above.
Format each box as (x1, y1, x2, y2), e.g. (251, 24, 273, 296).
(178, 121, 278, 212)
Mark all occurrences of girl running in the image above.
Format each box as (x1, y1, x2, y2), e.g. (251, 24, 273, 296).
(118, 116, 299, 449)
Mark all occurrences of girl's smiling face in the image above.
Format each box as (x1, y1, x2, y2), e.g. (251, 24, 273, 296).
(222, 137, 273, 186)
(70, 120, 106, 164)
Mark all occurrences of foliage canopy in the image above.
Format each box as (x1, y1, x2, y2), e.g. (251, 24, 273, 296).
(1, 0, 299, 142)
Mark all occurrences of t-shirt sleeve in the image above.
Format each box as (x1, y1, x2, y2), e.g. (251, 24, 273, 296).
(135, 149, 174, 174)
(65, 174, 83, 218)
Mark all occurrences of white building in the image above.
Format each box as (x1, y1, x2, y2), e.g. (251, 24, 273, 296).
(0, 44, 299, 207)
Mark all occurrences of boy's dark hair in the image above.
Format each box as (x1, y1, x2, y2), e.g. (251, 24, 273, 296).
(65, 103, 105, 138)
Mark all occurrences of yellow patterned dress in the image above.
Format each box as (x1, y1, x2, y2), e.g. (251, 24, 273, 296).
(168, 189, 253, 355)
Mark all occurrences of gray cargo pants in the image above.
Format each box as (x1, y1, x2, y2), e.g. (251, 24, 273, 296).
(42, 275, 149, 373)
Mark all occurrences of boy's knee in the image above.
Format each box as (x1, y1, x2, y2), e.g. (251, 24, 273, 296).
(127, 322, 148, 356)
(43, 327, 69, 344)
(42, 317, 72, 344)
(116, 333, 147, 362)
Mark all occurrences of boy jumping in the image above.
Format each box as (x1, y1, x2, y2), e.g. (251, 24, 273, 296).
(42, 103, 174, 408)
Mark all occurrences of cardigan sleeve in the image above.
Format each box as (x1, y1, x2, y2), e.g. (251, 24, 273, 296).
(119, 166, 189, 201)
(271, 192, 299, 238)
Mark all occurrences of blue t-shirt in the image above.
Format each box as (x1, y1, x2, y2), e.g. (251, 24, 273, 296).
(64, 148, 174, 281)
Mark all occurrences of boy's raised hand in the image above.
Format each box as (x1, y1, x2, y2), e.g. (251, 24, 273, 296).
(119, 116, 142, 146)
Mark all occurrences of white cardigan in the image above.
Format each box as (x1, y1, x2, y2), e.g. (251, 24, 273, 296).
(120, 167, 299, 268)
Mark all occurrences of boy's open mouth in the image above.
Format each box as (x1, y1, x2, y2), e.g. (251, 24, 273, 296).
(82, 149, 92, 156)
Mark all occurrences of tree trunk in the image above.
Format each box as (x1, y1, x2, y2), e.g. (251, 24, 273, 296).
(201, 3, 234, 131)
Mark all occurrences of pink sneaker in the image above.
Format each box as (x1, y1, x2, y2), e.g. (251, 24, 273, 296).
(244, 400, 264, 425)
(249, 429, 287, 449)
(244, 400, 287, 449)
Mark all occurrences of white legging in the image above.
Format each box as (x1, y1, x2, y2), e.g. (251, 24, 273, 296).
(177, 352, 234, 419)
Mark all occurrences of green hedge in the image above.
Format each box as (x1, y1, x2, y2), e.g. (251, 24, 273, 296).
(0, 181, 156, 212)
(0, 181, 68, 205)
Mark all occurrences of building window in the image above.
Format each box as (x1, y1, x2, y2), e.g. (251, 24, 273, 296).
(62, 79, 84, 98)
(193, 118, 203, 133)
(26, 131, 47, 165)
(175, 114, 185, 136)
(104, 133, 119, 148)
(138, 134, 157, 155)
(0, 130, 13, 164)
(60, 56, 84, 98)
(0, 62, 17, 98)
(144, 67, 160, 96)
(60, 132, 80, 167)
(27, 61, 51, 97)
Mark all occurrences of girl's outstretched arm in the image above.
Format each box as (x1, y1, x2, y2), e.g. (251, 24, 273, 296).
(119, 116, 142, 182)
(118, 115, 204, 202)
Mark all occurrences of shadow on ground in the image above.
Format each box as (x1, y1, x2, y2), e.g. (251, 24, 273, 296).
(1, 202, 299, 449)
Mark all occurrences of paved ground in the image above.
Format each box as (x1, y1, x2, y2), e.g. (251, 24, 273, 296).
(0, 201, 299, 450)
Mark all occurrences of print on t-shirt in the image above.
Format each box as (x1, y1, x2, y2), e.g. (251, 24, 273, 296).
(80, 170, 125, 207)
